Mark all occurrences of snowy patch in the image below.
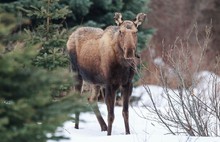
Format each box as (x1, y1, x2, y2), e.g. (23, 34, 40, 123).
(48, 71, 220, 142)
(194, 71, 220, 97)
(154, 57, 165, 66)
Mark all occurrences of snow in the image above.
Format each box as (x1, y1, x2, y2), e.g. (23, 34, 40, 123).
(131, 85, 171, 107)
(154, 57, 165, 66)
(48, 71, 220, 142)
(194, 71, 220, 99)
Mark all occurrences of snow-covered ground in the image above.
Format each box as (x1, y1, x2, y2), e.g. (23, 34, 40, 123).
(49, 71, 220, 142)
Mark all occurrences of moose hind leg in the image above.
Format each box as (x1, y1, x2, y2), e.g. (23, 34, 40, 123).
(74, 111, 80, 129)
(88, 85, 107, 131)
(121, 83, 132, 134)
(74, 74, 83, 129)
(93, 103, 107, 131)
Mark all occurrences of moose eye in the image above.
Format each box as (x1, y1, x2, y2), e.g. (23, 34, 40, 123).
(119, 30, 124, 37)
(132, 32, 137, 36)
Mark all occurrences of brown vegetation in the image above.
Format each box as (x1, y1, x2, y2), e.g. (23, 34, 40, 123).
(141, 0, 220, 87)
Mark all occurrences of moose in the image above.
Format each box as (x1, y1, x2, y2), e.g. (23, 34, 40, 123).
(66, 12, 146, 135)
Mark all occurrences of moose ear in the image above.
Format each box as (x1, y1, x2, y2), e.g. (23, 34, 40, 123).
(114, 12, 123, 26)
(133, 13, 147, 27)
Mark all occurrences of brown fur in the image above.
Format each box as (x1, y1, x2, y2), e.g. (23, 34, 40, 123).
(67, 13, 146, 135)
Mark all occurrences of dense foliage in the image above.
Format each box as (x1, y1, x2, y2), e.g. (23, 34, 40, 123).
(1, 0, 152, 55)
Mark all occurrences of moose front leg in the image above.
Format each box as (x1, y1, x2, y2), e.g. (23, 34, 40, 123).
(121, 82, 133, 134)
(105, 84, 118, 135)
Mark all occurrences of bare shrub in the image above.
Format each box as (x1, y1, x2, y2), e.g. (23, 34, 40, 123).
(137, 24, 220, 136)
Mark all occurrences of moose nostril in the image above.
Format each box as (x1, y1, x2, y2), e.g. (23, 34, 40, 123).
(124, 48, 135, 59)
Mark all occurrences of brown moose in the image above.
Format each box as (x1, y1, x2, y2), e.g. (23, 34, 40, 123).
(66, 12, 146, 135)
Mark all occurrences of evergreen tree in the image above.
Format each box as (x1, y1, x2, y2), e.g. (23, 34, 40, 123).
(18, 0, 72, 70)
(0, 1, 89, 141)
(0, 45, 89, 142)
(1, 0, 152, 58)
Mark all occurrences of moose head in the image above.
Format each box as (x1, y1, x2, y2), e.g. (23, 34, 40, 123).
(114, 12, 146, 59)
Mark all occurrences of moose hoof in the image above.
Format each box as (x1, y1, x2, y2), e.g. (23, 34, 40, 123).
(101, 125, 107, 131)
(75, 124, 79, 129)
(126, 132, 130, 135)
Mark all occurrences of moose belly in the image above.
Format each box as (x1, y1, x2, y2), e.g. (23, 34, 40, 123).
(78, 66, 105, 84)
(77, 44, 104, 84)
